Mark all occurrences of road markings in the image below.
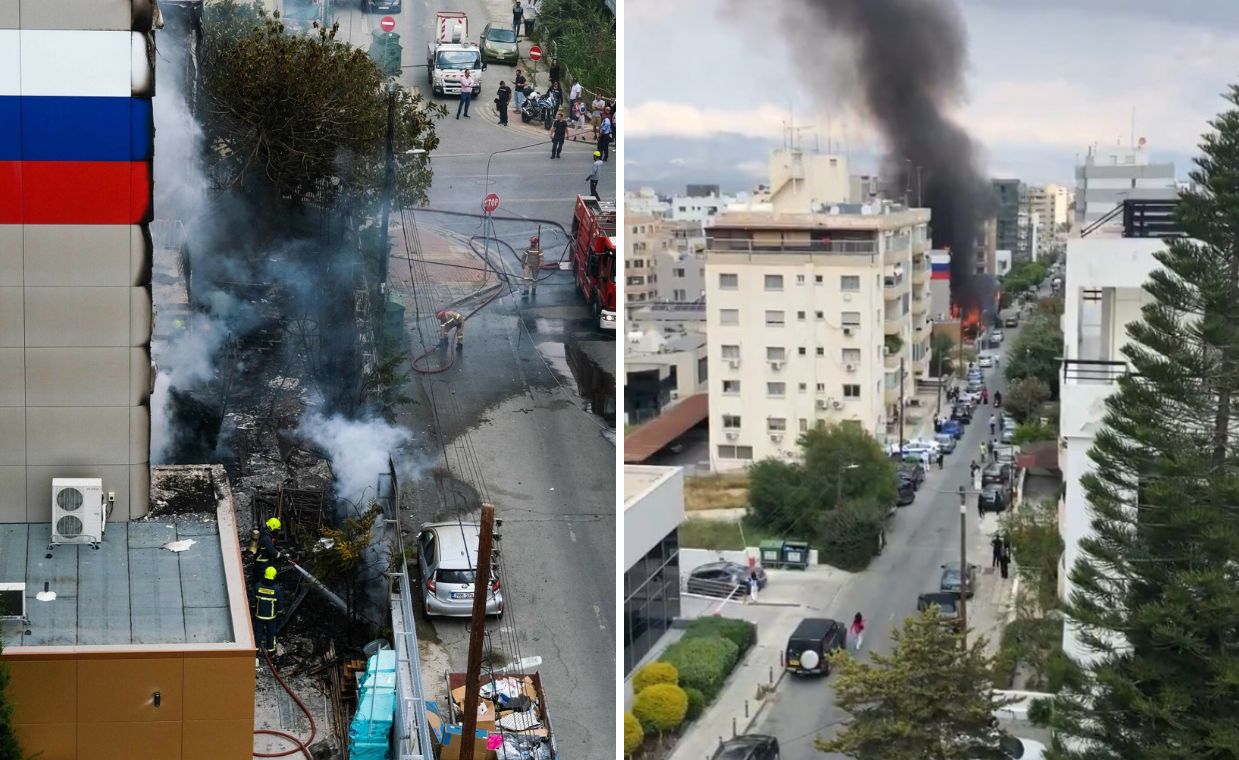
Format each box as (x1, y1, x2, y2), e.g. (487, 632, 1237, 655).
(567, 522, 577, 542)
(593, 604, 607, 630)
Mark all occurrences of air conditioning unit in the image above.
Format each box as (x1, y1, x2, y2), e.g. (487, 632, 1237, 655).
(846, 363, 857, 373)
(51, 478, 106, 545)
(833, 400, 843, 409)
(843, 327, 854, 336)
(769, 433, 783, 443)
(816, 399, 828, 409)
(725, 431, 739, 441)
(770, 361, 783, 371)
(728, 359, 741, 369)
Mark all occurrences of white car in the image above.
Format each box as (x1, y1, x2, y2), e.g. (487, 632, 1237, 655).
(978, 355, 995, 369)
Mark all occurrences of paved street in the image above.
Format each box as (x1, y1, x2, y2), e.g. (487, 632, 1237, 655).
(744, 330, 1024, 760)
(326, 2, 616, 758)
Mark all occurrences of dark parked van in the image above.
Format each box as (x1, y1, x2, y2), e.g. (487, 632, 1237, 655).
(712, 735, 780, 760)
(784, 618, 846, 676)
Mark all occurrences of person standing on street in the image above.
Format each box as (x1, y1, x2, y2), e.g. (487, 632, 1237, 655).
(549, 110, 568, 158)
(936, 451, 945, 470)
(999, 546, 1011, 579)
(989, 416, 996, 435)
(991, 535, 1004, 567)
(977, 492, 985, 519)
(597, 108, 612, 161)
(849, 612, 866, 651)
(456, 71, 474, 119)
(495, 80, 512, 126)
(587, 152, 603, 199)
(569, 78, 582, 104)
(549, 57, 561, 86)
(521, 236, 543, 297)
(969, 460, 980, 481)
(513, 69, 527, 111)
(512, 1, 524, 35)
(590, 94, 605, 138)
(978, 443, 986, 461)
(748, 570, 759, 602)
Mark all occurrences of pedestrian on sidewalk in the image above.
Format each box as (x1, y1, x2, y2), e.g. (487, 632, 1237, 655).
(549, 57, 561, 86)
(999, 547, 1011, 579)
(587, 152, 603, 199)
(549, 110, 568, 158)
(456, 71, 474, 119)
(936, 451, 945, 470)
(495, 80, 512, 126)
(569, 78, 582, 103)
(572, 98, 587, 129)
(978, 443, 986, 460)
(590, 94, 605, 138)
(513, 69, 528, 111)
(970, 460, 979, 481)
(748, 570, 759, 602)
(512, 0, 524, 35)
(976, 493, 985, 519)
(991, 535, 1003, 567)
(597, 108, 612, 161)
(989, 416, 996, 435)
(848, 612, 865, 651)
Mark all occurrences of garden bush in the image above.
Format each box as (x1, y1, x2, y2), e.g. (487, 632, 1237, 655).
(682, 617, 756, 657)
(659, 635, 740, 702)
(818, 502, 884, 571)
(683, 687, 705, 721)
(631, 661, 678, 693)
(623, 711, 643, 755)
(632, 683, 689, 733)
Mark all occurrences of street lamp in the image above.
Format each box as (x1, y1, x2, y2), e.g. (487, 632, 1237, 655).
(836, 463, 860, 506)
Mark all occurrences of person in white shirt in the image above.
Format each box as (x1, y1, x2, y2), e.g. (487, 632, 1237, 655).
(569, 79, 582, 103)
(456, 71, 474, 118)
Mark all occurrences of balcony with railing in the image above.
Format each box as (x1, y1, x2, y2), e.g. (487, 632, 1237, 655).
(1060, 358, 1131, 441)
(707, 237, 878, 256)
(911, 259, 930, 284)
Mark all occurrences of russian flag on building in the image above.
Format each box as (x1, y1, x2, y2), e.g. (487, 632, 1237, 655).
(930, 252, 951, 280)
(0, 29, 153, 225)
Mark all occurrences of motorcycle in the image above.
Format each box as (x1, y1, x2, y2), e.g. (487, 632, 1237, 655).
(520, 89, 545, 123)
(993, 392, 1002, 408)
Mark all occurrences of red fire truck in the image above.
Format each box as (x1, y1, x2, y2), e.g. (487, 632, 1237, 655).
(570, 195, 617, 331)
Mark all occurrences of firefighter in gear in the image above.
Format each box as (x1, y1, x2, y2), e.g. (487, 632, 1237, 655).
(521, 235, 543, 298)
(251, 517, 283, 591)
(253, 566, 284, 656)
(437, 310, 464, 350)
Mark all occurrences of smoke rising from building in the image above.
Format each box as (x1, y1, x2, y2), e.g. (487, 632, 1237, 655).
(782, 0, 992, 306)
(298, 412, 415, 505)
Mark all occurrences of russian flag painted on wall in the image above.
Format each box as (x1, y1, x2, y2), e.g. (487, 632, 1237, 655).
(0, 29, 152, 225)
(930, 252, 951, 281)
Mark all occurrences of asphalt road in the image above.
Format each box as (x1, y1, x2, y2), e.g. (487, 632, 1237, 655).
(751, 329, 1020, 760)
(325, 2, 617, 758)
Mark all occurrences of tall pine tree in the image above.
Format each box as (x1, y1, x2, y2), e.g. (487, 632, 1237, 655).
(1050, 85, 1239, 758)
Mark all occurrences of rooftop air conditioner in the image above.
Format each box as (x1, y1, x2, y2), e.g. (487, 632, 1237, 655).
(846, 363, 857, 373)
(51, 478, 106, 545)
(725, 431, 739, 441)
(770, 361, 783, 371)
(728, 359, 741, 369)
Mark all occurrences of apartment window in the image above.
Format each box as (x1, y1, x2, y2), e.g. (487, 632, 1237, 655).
(719, 273, 738, 290)
(673, 289, 687, 301)
(717, 445, 754, 460)
(840, 275, 860, 291)
(767, 382, 786, 397)
(815, 311, 824, 320)
(816, 383, 826, 393)
(627, 277, 644, 286)
(797, 311, 806, 321)
(799, 419, 809, 432)
(765, 310, 785, 326)
(723, 380, 741, 394)
(843, 384, 861, 398)
(698, 357, 708, 383)
(768, 418, 787, 432)
(796, 274, 806, 285)
(798, 347, 807, 356)
(764, 274, 784, 291)
(720, 309, 740, 326)
(815, 275, 824, 284)
(722, 415, 741, 429)
(674, 268, 686, 278)
(841, 311, 861, 326)
(630, 259, 644, 268)
(798, 383, 807, 392)
(766, 347, 786, 361)
(842, 348, 861, 363)
(813, 347, 823, 357)
(721, 345, 740, 359)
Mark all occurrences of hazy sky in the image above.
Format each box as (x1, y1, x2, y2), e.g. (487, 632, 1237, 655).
(624, 0, 1239, 193)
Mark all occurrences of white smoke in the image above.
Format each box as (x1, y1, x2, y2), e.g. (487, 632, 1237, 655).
(298, 411, 414, 505)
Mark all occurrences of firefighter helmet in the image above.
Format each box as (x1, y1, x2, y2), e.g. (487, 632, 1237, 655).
(264, 566, 278, 580)
(266, 517, 281, 531)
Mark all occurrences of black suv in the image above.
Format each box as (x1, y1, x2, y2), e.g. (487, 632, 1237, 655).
(896, 480, 916, 506)
(979, 483, 1009, 513)
(785, 618, 846, 676)
(952, 404, 973, 423)
(713, 735, 780, 760)
(917, 592, 963, 632)
(982, 463, 1012, 487)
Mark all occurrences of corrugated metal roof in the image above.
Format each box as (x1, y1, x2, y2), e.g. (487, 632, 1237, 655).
(624, 393, 708, 463)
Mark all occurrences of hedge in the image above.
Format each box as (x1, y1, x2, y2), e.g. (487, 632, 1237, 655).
(623, 711, 643, 756)
(631, 661, 678, 693)
(659, 635, 739, 703)
(818, 502, 885, 571)
(682, 617, 756, 657)
(683, 687, 705, 721)
(633, 683, 689, 733)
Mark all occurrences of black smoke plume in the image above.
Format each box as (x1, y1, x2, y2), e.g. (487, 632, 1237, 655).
(783, 0, 993, 307)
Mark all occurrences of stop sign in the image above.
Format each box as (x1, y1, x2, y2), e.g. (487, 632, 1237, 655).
(482, 192, 501, 213)
(528, 45, 542, 61)
(379, 15, 396, 32)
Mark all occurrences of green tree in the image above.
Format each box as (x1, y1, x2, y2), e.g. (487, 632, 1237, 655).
(1047, 85, 1239, 759)
(816, 608, 1012, 759)
(1005, 376, 1051, 423)
(201, 0, 442, 208)
(931, 332, 957, 378)
(1001, 260, 1048, 295)
(747, 458, 813, 534)
(0, 635, 19, 760)
(529, 0, 615, 96)
(1004, 314, 1063, 399)
(798, 424, 897, 510)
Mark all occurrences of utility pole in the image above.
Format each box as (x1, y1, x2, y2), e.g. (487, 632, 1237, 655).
(935, 349, 944, 417)
(460, 503, 496, 760)
(898, 356, 906, 451)
(957, 485, 968, 649)
(379, 87, 397, 283)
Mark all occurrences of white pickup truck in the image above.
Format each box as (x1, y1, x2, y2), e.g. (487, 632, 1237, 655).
(426, 11, 483, 97)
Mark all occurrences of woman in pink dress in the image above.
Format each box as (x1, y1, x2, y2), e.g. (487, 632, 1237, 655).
(849, 612, 865, 651)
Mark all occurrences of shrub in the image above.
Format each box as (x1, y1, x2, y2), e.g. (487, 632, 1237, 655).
(683, 617, 756, 657)
(818, 502, 884, 571)
(683, 687, 705, 721)
(631, 661, 678, 693)
(623, 711, 643, 755)
(633, 683, 689, 733)
(659, 636, 740, 702)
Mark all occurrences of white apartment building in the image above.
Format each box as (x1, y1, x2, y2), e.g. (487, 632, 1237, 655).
(705, 206, 932, 471)
(1075, 143, 1176, 228)
(624, 331, 709, 425)
(1043, 183, 1070, 227)
(668, 194, 736, 226)
(766, 149, 850, 213)
(627, 215, 707, 303)
(624, 188, 671, 217)
(1059, 233, 1166, 664)
(626, 214, 668, 303)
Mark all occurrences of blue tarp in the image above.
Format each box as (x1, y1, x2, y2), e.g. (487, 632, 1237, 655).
(349, 650, 397, 759)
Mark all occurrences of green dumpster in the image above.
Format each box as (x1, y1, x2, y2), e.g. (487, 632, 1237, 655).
(781, 540, 810, 570)
(759, 540, 784, 569)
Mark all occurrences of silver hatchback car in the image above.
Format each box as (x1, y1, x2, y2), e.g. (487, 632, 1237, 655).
(417, 522, 504, 617)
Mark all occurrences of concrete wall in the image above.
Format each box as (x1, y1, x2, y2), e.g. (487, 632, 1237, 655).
(623, 466, 685, 570)
(0, 1, 154, 522)
(5, 651, 256, 760)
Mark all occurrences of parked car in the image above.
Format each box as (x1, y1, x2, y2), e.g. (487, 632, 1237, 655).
(991, 330, 1005, 344)
(998, 734, 1047, 759)
(940, 419, 964, 438)
(983, 463, 1012, 487)
(785, 618, 847, 676)
(1001, 426, 1016, 444)
(979, 483, 1009, 513)
(934, 433, 957, 454)
(940, 561, 978, 598)
(417, 522, 504, 617)
(978, 355, 994, 369)
(712, 735, 780, 760)
(686, 562, 767, 598)
(994, 445, 1017, 466)
(896, 480, 916, 506)
(1005, 314, 1020, 328)
(362, 0, 402, 12)
(952, 404, 974, 424)
(479, 23, 518, 64)
(898, 461, 927, 486)
(917, 591, 963, 631)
